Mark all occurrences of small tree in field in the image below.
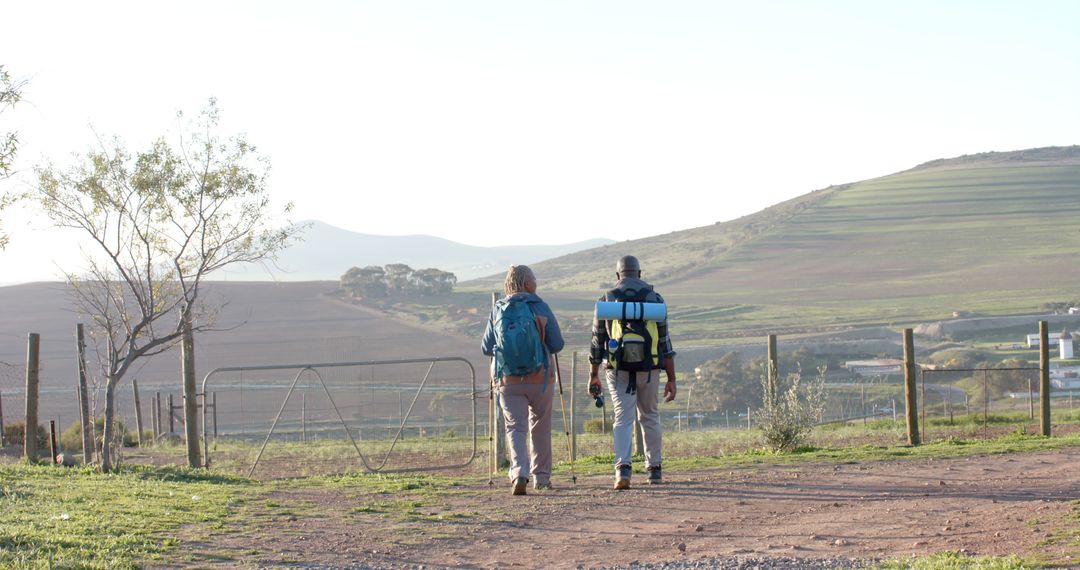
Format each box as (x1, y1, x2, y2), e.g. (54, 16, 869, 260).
(755, 365, 828, 452)
(34, 99, 304, 471)
(1, 64, 27, 249)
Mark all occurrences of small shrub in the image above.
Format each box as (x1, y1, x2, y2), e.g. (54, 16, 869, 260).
(755, 365, 828, 452)
(60, 417, 129, 453)
(583, 418, 613, 434)
(3, 422, 48, 449)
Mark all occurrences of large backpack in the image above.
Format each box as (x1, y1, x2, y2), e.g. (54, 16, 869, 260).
(605, 286, 660, 394)
(492, 297, 548, 381)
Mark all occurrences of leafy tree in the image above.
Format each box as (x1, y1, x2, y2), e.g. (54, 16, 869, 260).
(986, 358, 1035, 399)
(33, 99, 303, 471)
(383, 263, 414, 294)
(341, 265, 389, 298)
(1, 64, 27, 249)
(695, 347, 825, 414)
(941, 351, 978, 370)
(694, 352, 759, 412)
(340, 264, 456, 297)
(413, 267, 457, 295)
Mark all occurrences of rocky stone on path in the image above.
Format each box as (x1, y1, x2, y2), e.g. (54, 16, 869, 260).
(593, 555, 872, 569)
(54, 453, 78, 466)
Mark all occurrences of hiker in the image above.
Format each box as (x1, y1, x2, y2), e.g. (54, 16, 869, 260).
(481, 265, 564, 495)
(589, 255, 677, 489)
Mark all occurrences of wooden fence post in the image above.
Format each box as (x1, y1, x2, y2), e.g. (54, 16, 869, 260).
(903, 328, 920, 446)
(168, 394, 175, 433)
(1029, 376, 1035, 419)
(75, 324, 93, 464)
(0, 390, 5, 447)
(25, 333, 41, 462)
(766, 334, 778, 404)
(132, 380, 145, 447)
(154, 392, 162, 438)
(150, 393, 158, 442)
(570, 351, 577, 462)
(49, 420, 58, 464)
(491, 291, 508, 468)
(861, 384, 866, 424)
(1039, 321, 1051, 437)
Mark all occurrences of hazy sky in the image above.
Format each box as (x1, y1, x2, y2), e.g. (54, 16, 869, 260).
(2, 1, 1079, 280)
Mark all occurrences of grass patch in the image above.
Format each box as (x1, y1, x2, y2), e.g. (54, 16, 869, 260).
(0, 464, 254, 569)
(877, 552, 1041, 569)
(555, 430, 1080, 476)
(313, 472, 468, 494)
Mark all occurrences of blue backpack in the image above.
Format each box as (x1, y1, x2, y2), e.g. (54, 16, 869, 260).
(493, 298, 548, 382)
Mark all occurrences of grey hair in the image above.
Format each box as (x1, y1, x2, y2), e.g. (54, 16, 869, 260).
(504, 265, 535, 296)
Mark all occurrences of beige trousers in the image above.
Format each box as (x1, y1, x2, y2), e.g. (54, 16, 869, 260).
(498, 381, 554, 486)
(605, 368, 662, 469)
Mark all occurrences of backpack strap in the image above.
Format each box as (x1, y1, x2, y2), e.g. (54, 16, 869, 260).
(533, 304, 551, 392)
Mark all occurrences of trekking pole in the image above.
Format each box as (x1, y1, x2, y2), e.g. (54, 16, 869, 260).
(554, 353, 577, 484)
(488, 292, 496, 487)
(489, 375, 496, 487)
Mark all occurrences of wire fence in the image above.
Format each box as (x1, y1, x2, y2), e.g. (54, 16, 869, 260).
(5, 343, 1080, 475)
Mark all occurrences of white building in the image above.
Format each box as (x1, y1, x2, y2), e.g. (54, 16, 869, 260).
(1027, 332, 1064, 349)
(845, 359, 903, 376)
(1061, 329, 1075, 359)
(1050, 364, 1080, 389)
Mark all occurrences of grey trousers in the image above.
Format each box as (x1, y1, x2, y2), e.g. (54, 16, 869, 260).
(499, 382, 554, 486)
(604, 369, 662, 469)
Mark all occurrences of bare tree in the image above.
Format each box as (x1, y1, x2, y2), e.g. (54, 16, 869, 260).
(1, 64, 27, 249)
(34, 99, 304, 471)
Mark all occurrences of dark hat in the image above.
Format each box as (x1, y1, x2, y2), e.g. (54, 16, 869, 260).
(616, 255, 641, 274)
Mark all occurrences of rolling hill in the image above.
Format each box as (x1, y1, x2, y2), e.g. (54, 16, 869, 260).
(465, 146, 1080, 342)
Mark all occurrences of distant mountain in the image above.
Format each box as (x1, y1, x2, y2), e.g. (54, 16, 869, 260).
(223, 221, 614, 281)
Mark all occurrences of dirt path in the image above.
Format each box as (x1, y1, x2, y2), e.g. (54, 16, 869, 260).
(182, 448, 1080, 568)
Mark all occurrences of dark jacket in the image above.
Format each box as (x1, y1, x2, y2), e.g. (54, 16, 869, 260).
(589, 277, 675, 368)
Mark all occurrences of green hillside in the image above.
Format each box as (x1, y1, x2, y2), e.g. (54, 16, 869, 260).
(464, 146, 1080, 344)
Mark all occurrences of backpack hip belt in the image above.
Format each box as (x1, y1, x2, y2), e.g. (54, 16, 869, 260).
(499, 369, 549, 385)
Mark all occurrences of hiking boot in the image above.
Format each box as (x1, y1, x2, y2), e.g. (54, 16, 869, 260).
(648, 465, 663, 485)
(512, 476, 528, 496)
(614, 465, 632, 490)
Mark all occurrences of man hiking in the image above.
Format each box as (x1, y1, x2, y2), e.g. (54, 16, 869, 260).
(589, 255, 676, 489)
(482, 265, 565, 495)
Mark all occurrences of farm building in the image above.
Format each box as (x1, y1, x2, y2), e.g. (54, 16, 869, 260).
(1051, 364, 1080, 389)
(845, 359, 903, 376)
(1026, 332, 1065, 349)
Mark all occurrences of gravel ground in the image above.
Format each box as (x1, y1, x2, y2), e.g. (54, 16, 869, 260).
(288, 557, 874, 570)
(593, 556, 874, 569)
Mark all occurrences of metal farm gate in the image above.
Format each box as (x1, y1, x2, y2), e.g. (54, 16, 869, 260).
(200, 357, 478, 478)
(918, 366, 1044, 434)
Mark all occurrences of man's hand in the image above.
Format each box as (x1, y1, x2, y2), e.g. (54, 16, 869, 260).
(663, 380, 677, 402)
(588, 374, 602, 398)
